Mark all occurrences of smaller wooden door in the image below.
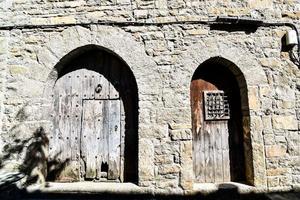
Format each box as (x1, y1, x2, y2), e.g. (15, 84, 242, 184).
(192, 80, 231, 183)
(81, 99, 121, 180)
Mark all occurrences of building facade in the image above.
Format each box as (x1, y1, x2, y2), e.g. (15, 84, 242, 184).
(0, 0, 299, 193)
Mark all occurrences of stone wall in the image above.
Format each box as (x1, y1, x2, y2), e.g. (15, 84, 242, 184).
(0, 0, 299, 193)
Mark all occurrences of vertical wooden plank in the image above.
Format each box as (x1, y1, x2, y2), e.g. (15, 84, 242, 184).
(108, 100, 121, 180)
(81, 100, 101, 179)
(222, 121, 231, 182)
(206, 123, 214, 182)
(215, 123, 224, 183)
(193, 131, 198, 181)
(58, 77, 69, 162)
(50, 79, 61, 161)
(119, 100, 125, 182)
(82, 69, 89, 99)
(95, 100, 104, 179)
(70, 70, 82, 161)
(102, 100, 109, 164)
(199, 127, 205, 182)
(89, 73, 96, 99)
(209, 122, 216, 182)
(203, 125, 210, 182)
(199, 92, 205, 183)
(64, 74, 72, 160)
(82, 69, 96, 100)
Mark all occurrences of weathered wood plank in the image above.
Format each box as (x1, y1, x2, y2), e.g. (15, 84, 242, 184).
(102, 100, 109, 164)
(70, 71, 82, 162)
(119, 100, 125, 182)
(222, 121, 230, 182)
(95, 100, 104, 179)
(50, 79, 61, 161)
(203, 125, 210, 182)
(81, 100, 102, 179)
(108, 100, 121, 180)
(209, 122, 216, 182)
(63, 74, 72, 160)
(58, 78, 68, 162)
(215, 123, 223, 183)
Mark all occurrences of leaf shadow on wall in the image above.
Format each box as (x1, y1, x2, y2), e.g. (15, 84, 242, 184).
(0, 127, 69, 199)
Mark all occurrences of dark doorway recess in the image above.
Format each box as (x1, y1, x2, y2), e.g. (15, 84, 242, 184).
(191, 57, 251, 184)
(49, 45, 139, 183)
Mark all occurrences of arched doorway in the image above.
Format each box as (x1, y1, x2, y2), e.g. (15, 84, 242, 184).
(47, 46, 138, 183)
(191, 57, 251, 184)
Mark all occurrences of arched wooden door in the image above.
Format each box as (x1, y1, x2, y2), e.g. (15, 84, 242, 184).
(50, 68, 124, 182)
(191, 80, 230, 183)
(191, 60, 246, 183)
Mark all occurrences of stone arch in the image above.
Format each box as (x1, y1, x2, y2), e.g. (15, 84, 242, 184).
(39, 26, 161, 184)
(45, 45, 139, 183)
(181, 41, 268, 187)
(191, 57, 252, 184)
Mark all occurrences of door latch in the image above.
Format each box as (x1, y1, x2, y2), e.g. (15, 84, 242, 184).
(95, 84, 102, 93)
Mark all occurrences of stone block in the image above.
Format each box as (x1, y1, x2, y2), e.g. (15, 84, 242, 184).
(252, 143, 267, 186)
(279, 176, 292, 186)
(30, 18, 49, 25)
(155, 0, 167, 9)
(168, 123, 192, 130)
(260, 58, 281, 68)
(50, 16, 76, 24)
(275, 85, 295, 101)
(116, 0, 131, 4)
(281, 100, 295, 109)
(262, 116, 272, 131)
(259, 85, 272, 98)
(179, 141, 193, 190)
(134, 10, 148, 19)
(158, 164, 181, 175)
(286, 131, 300, 156)
(272, 115, 298, 130)
(154, 154, 174, 164)
(186, 29, 209, 35)
(251, 116, 263, 133)
(86, 11, 106, 20)
(139, 139, 155, 181)
(169, 129, 192, 141)
(9, 65, 28, 76)
(267, 168, 288, 176)
(0, 37, 7, 54)
(267, 176, 279, 187)
(265, 145, 286, 158)
(275, 136, 286, 144)
(264, 134, 275, 145)
(139, 124, 168, 139)
(282, 11, 300, 19)
(155, 141, 179, 155)
(156, 108, 191, 124)
(248, 86, 260, 110)
(156, 179, 178, 189)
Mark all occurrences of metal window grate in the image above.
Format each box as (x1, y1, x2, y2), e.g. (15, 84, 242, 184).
(203, 91, 230, 120)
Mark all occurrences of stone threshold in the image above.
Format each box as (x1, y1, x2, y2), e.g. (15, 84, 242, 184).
(193, 182, 258, 194)
(25, 182, 298, 195)
(26, 182, 147, 194)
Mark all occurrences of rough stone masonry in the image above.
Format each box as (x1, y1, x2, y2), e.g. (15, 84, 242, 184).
(0, 0, 299, 194)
